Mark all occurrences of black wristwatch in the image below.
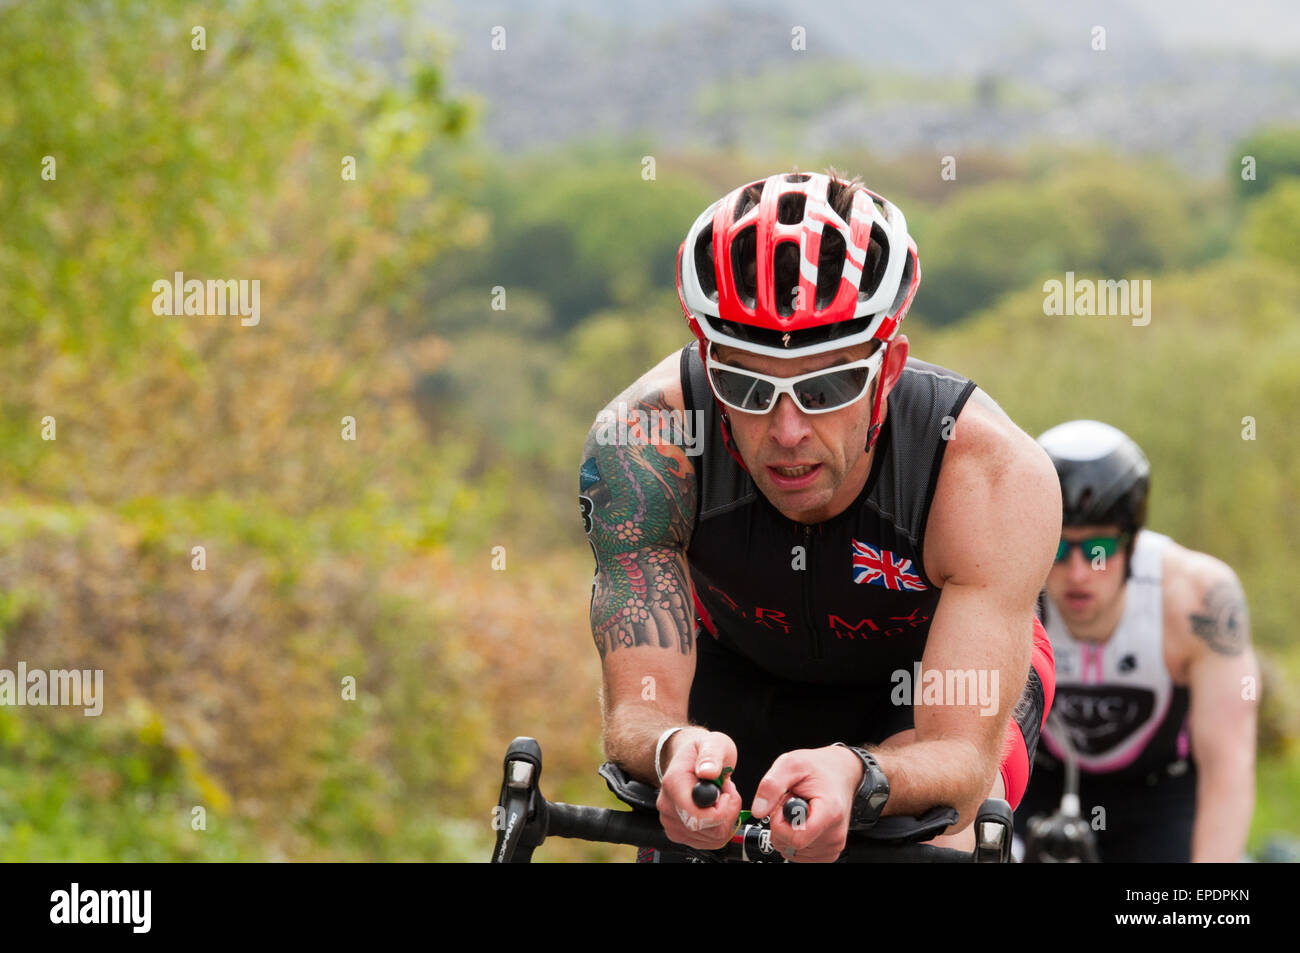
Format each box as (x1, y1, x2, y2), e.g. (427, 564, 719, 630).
(834, 742, 890, 830)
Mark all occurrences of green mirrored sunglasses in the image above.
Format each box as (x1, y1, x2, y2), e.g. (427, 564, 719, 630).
(1055, 534, 1130, 563)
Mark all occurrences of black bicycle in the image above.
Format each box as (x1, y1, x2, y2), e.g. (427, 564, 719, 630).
(490, 736, 1015, 863)
(1021, 713, 1100, 862)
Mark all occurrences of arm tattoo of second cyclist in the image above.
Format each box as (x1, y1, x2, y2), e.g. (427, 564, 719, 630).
(580, 390, 697, 658)
(1189, 579, 1248, 656)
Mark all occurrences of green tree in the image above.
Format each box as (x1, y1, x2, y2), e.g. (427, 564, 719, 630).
(916, 159, 1208, 326)
(1230, 125, 1300, 199)
(0, 0, 496, 860)
(457, 160, 712, 333)
(1241, 178, 1300, 273)
(915, 184, 1067, 326)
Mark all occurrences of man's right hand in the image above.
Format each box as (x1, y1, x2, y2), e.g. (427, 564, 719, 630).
(656, 728, 742, 850)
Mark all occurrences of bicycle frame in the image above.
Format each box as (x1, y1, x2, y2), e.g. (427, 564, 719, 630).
(1023, 713, 1100, 862)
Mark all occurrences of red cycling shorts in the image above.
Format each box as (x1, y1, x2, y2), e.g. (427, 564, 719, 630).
(999, 615, 1056, 810)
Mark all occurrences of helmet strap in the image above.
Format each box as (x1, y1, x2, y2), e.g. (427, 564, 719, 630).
(865, 343, 890, 452)
(718, 407, 750, 473)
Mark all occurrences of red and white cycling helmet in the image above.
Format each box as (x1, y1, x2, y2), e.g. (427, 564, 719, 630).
(675, 171, 920, 459)
(676, 171, 919, 359)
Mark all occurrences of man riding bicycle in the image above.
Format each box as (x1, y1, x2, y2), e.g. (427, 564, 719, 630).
(579, 170, 1060, 862)
(1015, 421, 1259, 862)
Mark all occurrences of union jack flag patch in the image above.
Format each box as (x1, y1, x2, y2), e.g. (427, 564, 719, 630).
(851, 539, 927, 591)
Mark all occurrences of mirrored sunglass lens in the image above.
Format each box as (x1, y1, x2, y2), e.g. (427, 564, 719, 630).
(1086, 537, 1120, 557)
(710, 367, 775, 411)
(795, 367, 870, 410)
(1056, 537, 1121, 561)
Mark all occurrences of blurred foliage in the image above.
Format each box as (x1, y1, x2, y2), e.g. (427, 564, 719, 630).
(0, 702, 250, 862)
(1229, 124, 1300, 199)
(428, 154, 712, 332)
(0, 0, 497, 859)
(0, 1, 1294, 861)
(1241, 178, 1300, 272)
(913, 156, 1215, 326)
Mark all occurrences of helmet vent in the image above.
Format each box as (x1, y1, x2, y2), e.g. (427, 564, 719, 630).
(826, 177, 852, 218)
(777, 193, 806, 225)
(774, 242, 800, 316)
(693, 223, 717, 300)
(730, 225, 758, 307)
(733, 182, 765, 223)
(887, 246, 915, 313)
(816, 228, 846, 309)
(860, 225, 890, 298)
(784, 173, 811, 183)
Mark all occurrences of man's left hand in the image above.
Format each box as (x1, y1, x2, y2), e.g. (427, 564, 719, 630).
(751, 745, 865, 863)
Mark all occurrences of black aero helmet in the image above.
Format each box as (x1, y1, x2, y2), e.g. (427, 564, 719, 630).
(1037, 420, 1150, 532)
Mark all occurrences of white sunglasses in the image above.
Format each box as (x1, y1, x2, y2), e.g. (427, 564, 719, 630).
(704, 343, 886, 415)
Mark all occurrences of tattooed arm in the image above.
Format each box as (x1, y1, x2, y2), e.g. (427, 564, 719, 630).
(580, 353, 706, 785)
(1169, 552, 1259, 862)
(582, 354, 745, 851)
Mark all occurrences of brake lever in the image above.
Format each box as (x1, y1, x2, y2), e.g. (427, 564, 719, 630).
(491, 737, 546, 863)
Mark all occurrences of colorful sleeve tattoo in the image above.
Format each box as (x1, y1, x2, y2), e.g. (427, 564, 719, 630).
(579, 389, 698, 659)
